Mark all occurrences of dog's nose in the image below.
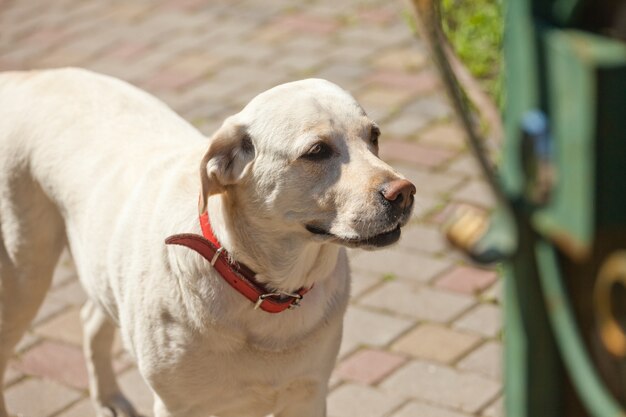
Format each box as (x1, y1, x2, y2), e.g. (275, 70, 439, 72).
(381, 179, 416, 209)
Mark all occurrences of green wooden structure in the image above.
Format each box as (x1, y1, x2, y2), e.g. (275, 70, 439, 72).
(411, 0, 626, 415)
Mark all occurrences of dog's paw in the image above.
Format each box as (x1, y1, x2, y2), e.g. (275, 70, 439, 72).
(99, 393, 145, 417)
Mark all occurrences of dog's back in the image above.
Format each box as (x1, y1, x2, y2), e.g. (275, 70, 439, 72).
(0, 70, 74, 416)
(0, 69, 208, 417)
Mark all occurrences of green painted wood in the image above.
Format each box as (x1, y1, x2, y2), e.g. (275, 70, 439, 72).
(501, 0, 540, 198)
(533, 30, 626, 255)
(535, 240, 626, 417)
(500, 2, 626, 417)
(505, 219, 564, 417)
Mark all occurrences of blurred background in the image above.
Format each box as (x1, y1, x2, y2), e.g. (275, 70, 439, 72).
(0, 0, 502, 416)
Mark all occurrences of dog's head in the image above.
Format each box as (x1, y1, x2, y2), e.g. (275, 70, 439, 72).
(199, 79, 415, 250)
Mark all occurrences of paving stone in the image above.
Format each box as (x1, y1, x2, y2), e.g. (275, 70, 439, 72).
(439, 248, 472, 265)
(341, 306, 414, 355)
(356, 87, 415, 122)
(392, 163, 465, 196)
(328, 373, 342, 391)
(209, 39, 275, 64)
(364, 69, 440, 95)
(49, 280, 88, 307)
(134, 11, 193, 38)
(0, 57, 23, 71)
(32, 295, 68, 325)
(391, 401, 471, 417)
(0, 48, 39, 68)
(208, 65, 286, 94)
(333, 348, 407, 385)
(453, 179, 497, 208)
(0, 1, 41, 24)
(178, 85, 227, 111)
(338, 24, 408, 49)
(21, 27, 69, 50)
(3, 367, 23, 387)
(430, 201, 468, 225)
(419, 123, 468, 150)
(57, 397, 95, 417)
(305, 2, 353, 18)
(482, 279, 503, 304)
(454, 303, 502, 337)
(396, 223, 449, 254)
(52, 250, 78, 288)
(350, 271, 380, 298)
(118, 367, 155, 416)
(384, 95, 453, 138)
(273, 13, 340, 35)
(382, 360, 501, 413)
(120, 52, 177, 83)
(325, 43, 378, 63)
(328, 383, 403, 417)
(143, 67, 208, 91)
(458, 341, 502, 380)
(53, 18, 99, 40)
(14, 332, 41, 353)
(313, 63, 368, 92)
(35, 306, 83, 346)
(104, 3, 154, 22)
(33, 48, 88, 68)
(5, 378, 82, 416)
(254, 23, 293, 44)
(168, 52, 221, 74)
(435, 266, 499, 295)
(199, 15, 258, 38)
(13, 340, 89, 389)
(281, 36, 330, 55)
(180, 88, 242, 118)
(351, 248, 451, 283)
(161, 0, 216, 13)
(380, 139, 456, 168)
(355, 5, 398, 26)
(481, 395, 504, 417)
(371, 46, 429, 72)
(272, 52, 323, 74)
(86, 58, 140, 80)
(392, 323, 481, 364)
(360, 281, 474, 322)
(54, 29, 124, 60)
(411, 193, 441, 220)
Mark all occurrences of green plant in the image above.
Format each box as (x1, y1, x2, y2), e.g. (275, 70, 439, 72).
(440, 0, 504, 105)
(382, 273, 397, 282)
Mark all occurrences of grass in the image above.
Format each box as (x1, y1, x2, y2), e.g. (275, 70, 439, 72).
(440, 0, 504, 106)
(381, 273, 397, 282)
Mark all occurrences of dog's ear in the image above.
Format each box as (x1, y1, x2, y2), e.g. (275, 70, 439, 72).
(199, 120, 255, 214)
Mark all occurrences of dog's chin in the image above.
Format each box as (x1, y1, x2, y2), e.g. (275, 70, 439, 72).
(305, 224, 402, 249)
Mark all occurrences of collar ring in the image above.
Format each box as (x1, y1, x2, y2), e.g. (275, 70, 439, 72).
(210, 247, 224, 266)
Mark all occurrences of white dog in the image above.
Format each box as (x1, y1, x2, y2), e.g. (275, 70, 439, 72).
(0, 68, 415, 417)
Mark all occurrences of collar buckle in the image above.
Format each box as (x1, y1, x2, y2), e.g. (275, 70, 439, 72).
(254, 291, 304, 311)
(210, 247, 224, 266)
(166, 210, 312, 313)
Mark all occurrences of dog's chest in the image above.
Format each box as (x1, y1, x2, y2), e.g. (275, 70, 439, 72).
(151, 340, 332, 417)
(194, 375, 319, 417)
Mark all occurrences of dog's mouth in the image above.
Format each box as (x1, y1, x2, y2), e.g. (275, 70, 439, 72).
(305, 224, 402, 248)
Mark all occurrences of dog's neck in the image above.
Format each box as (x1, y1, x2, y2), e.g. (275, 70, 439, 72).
(206, 194, 341, 293)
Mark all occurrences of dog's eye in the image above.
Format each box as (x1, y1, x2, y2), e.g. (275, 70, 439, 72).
(370, 126, 380, 147)
(301, 142, 333, 161)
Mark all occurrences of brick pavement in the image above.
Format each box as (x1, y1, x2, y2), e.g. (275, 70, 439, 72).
(0, 0, 503, 416)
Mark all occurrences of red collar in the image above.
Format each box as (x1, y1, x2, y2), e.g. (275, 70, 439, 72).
(165, 211, 310, 313)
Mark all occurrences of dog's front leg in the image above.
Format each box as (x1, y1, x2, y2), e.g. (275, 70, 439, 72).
(81, 300, 143, 417)
(276, 391, 327, 417)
